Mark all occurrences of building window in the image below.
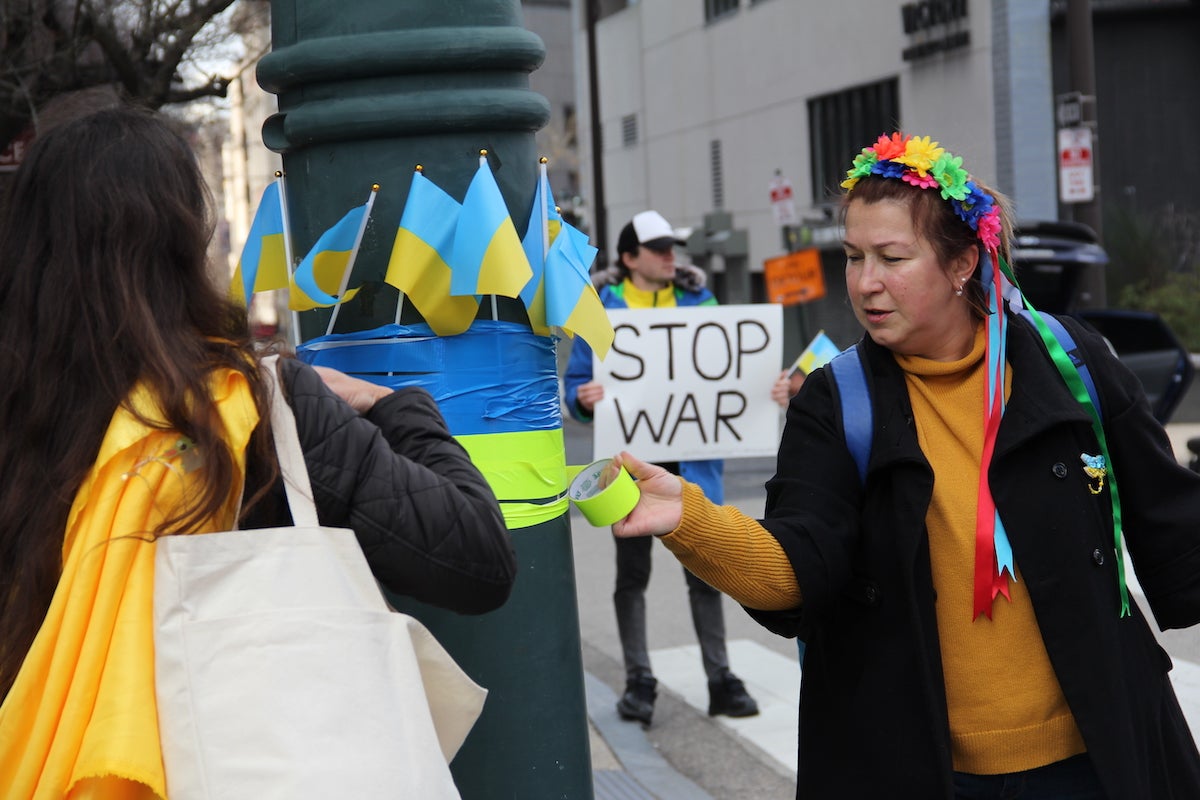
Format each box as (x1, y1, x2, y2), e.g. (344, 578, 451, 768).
(621, 113, 638, 147)
(807, 78, 900, 205)
(705, 0, 739, 23)
(710, 139, 724, 209)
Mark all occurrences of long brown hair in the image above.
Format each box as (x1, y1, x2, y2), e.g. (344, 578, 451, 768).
(0, 105, 276, 699)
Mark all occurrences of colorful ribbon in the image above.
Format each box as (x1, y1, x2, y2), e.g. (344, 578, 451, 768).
(972, 252, 1128, 619)
(974, 250, 1015, 619)
(998, 256, 1129, 617)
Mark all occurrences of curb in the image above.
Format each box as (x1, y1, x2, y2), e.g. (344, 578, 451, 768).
(585, 671, 715, 800)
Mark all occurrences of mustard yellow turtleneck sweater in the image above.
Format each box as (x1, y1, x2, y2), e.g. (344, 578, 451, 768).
(897, 324, 1085, 774)
(662, 324, 1086, 775)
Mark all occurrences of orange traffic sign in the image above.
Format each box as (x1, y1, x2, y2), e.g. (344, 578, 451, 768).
(763, 249, 825, 306)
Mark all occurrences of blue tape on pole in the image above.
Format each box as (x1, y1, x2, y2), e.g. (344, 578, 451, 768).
(297, 321, 563, 436)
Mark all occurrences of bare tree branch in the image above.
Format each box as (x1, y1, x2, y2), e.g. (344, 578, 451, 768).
(0, 0, 255, 152)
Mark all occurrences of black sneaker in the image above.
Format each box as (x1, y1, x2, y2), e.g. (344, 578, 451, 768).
(616, 674, 657, 725)
(707, 669, 759, 718)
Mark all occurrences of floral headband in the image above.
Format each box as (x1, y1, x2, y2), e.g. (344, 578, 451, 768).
(841, 133, 1002, 252)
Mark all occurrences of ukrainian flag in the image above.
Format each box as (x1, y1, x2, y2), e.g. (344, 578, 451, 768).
(231, 181, 288, 303)
(518, 168, 562, 335)
(289, 204, 366, 311)
(794, 330, 841, 374)
(545, 223, 613, 359)
(385, 171, 479, 336)
(450, 159, 532, 299)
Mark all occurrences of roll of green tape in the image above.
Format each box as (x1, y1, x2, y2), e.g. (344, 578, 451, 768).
(567, 458, 639, 526)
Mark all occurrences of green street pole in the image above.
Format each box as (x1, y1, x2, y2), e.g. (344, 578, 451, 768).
(258, 2, 593, 796)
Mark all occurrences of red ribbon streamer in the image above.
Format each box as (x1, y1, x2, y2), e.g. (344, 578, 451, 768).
(973, 255, 1010, 620)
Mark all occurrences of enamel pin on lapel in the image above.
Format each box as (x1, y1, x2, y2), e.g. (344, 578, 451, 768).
(1081, 453, 1107, 495)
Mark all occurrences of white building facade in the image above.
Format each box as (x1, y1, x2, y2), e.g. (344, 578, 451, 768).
(573, 0, 1059, 307)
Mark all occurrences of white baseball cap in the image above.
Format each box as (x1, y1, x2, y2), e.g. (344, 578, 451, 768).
(618, 210, 680, 255)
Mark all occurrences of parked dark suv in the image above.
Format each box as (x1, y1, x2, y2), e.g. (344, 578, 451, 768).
(1013, 220, 1194, 425)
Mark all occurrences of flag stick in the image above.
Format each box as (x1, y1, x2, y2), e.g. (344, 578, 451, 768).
(276, 171, 301, 348)
(539, 157, 550, 257)
(392, 166, 420, 329)
(481, 150, 498, 322)
(538, 157, 558, 336)
(325, 183, 380, 337)
(393, 290, 407, 326)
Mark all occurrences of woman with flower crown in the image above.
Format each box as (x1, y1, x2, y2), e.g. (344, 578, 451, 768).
(605, 133, 1200, 797)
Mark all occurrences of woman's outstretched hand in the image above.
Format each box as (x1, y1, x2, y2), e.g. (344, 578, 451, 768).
(610, 451, 684, 538)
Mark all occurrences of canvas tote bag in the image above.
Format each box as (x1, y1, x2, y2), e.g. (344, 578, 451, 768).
(154, 356, 486, 799)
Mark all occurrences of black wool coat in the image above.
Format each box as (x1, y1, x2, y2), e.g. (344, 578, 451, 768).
(750, 312, 1200, 799)
(241, 357, 517, 616)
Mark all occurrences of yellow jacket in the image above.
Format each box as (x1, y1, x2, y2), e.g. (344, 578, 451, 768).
(0, 369, 257, 799)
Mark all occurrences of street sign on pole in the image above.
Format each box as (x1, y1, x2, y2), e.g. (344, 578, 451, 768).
(1058, 126, 1094, 204)
(1056, 91, 1083, 128)
(764, 249, 825, 305)
(768, 171, 798, 226)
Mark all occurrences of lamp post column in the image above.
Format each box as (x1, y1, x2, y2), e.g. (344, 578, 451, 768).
(259, 2, 594, 796)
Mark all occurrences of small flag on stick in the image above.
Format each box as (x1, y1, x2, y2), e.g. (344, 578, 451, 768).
(289, 186, 376, 318)
(231, 179, 289, 303)
(385, 169, 479, 336)
(450, 152, 532, 299)
(518, 158, 562, 335)
(788, 330, 841, 376)
(545, 222, 613, 359)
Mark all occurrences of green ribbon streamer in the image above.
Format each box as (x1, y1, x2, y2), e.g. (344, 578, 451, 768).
(999, 256, 1130, 616)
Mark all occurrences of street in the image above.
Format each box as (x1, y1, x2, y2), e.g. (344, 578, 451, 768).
(564, 393, 1200, 798)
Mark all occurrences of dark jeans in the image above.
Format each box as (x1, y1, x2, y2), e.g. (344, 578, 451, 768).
(612, 532, 729, 683)
(953, 754, 1105, 800)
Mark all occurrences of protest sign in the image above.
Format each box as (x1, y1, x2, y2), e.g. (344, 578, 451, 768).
(592, 304, 783, 462)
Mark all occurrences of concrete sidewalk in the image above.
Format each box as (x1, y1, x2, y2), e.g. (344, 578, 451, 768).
(583, 639, 795, 800)
(587, 673, 715, 800)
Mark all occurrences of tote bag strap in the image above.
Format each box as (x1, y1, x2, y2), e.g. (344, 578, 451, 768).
(260, 355, 321, 528)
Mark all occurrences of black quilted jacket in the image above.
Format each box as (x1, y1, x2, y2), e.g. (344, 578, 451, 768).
(241, 357, 517, 615)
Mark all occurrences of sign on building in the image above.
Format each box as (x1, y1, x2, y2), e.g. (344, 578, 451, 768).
(591, 304, 783, 463)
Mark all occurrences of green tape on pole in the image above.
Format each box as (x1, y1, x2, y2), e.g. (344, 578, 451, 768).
(457, 429, 568, 530)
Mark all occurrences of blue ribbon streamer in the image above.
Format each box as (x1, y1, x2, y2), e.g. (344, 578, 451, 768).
(984, 262, 1016, 582)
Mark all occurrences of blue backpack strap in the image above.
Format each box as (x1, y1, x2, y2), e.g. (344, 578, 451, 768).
(828, 344, 872, 483)
(1018, 309, 1101, 420)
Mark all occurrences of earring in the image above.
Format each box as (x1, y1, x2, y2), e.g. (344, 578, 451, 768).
(955, 282, 964, 297)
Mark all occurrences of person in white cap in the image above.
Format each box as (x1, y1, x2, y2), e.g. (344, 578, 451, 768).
(563, 210, 759, 726)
